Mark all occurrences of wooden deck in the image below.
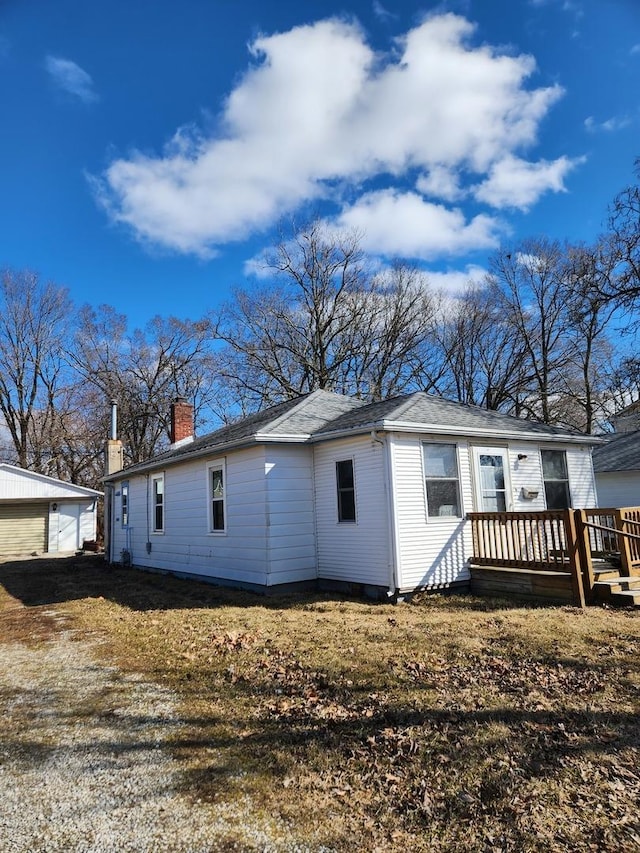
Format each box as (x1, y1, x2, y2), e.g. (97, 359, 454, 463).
(468, 507, 640, 608)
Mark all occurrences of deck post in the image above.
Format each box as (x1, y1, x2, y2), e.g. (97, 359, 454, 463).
(573, 509, 595, 603)
(614, 508, 633, 577)
(564, 509, 586, 609)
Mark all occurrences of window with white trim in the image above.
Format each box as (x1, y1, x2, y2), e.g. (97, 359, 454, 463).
(208, 463, 226, 532)
(336, 459, 356, 522)
(423, 442, 462, 518)
(541, 449, 571, 509)
(152, 474, 164, 532)
(121, 481, 129, 527)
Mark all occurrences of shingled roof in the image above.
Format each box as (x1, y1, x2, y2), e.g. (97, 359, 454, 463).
(106, 389, 598, 480)
(105, 390, 363, 479)
(314, 391, 595, 441)
(592, 431, 640, 473)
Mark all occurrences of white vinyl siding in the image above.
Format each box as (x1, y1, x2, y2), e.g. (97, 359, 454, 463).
(566, 447, 597, 507)
(0, 503, 48, 555)
(392, 434, 473, 591)
(314, 436, 389, 587)
(595, 471, 640, 508)
(109, 447, 270, 587)
(264, 445, 317, 586)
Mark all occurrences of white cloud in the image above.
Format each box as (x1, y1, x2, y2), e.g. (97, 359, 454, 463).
(631, 44, 640, 56)
(95, 13, 570, 259)
(416, 166, 464, 202)
(584, 114, 631, 133)
(45, 55, 98, 103)
(474, 154, 583, 210)
(334, 190, 501, 259)
(425, 264, 487, 295)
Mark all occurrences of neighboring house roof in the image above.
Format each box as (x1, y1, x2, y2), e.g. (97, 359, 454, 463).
(105, 389, 601, 481)
(592, 431, 640, 473)
(0, 463, 103, 500)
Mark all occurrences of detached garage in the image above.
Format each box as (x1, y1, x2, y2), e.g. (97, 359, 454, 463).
(0, 464, 102, 556)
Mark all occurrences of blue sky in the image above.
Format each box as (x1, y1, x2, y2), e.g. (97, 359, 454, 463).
(1, 0, 638, 329)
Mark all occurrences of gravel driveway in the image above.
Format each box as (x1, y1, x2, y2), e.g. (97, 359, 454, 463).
(0, 610, 313, 853)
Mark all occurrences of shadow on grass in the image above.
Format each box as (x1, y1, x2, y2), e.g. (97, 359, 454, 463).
(0, 554, 562, 614)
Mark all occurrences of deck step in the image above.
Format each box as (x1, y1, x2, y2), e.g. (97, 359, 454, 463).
(594, 576, 640, 591)
(593, 584, 640, 608)
(592, 568, 624, 581)
(607, 589, 640, 606)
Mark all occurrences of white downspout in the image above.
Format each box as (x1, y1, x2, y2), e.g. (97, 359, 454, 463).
(372, 430, 399, 598)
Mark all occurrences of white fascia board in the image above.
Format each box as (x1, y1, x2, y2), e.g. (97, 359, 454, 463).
(104, 433, 312, 482)
(312, 421, 603, 446)
(379, 419, 605, 445)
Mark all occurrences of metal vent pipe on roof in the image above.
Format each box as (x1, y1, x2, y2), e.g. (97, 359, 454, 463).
(110, 399, 118, 441)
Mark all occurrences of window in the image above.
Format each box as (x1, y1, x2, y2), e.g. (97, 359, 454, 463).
(121, 481, 129, 527)
(209, 464, 226, 532)
(336, 459, 356, 522)
(423, 443, 461, 518)
(541, 449, 571, 509)
(152, 474, 164, 532)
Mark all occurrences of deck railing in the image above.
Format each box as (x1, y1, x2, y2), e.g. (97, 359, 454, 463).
(582, 507, 640, 576)
(469, 506, 640, 607)
(468, 510, 587, 606)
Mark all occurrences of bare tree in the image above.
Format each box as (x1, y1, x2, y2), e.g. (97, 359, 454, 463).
(604, 157, 640, 308)
(72, 306, 215, 464)
(214, 221, 439, 412)
(556, 244, 619, 432)
(0, 269, 71, 468)
(487, 240, 577, 424)
(429, 284, 531, 412)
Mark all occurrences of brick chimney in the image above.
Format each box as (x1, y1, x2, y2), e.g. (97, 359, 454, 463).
(170, 398, 194, 447)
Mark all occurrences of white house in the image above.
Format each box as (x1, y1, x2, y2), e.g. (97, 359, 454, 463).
(593, 430, 640, 508)
(0, 464, 102, 556)
(103, 391, 600, 597)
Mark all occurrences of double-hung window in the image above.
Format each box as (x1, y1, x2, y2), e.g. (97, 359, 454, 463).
(541, 449, 571, 509)
(121, 481, 129, 527)
(423, 443, 462, 518)
(336, 459, 356, 522)
(152, 474, 164, 533)
(208, 463, 226, 532)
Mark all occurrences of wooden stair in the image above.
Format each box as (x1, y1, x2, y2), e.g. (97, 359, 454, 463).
(592, 566, 640, 608)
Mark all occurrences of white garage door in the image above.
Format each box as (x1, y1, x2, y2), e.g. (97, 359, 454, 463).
(0, 503, 48, 555)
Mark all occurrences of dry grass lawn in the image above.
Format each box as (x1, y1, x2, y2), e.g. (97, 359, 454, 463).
(1, 554, 639, 852)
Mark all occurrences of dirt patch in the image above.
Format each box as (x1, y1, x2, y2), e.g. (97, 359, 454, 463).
(0, 568, 328, 851)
